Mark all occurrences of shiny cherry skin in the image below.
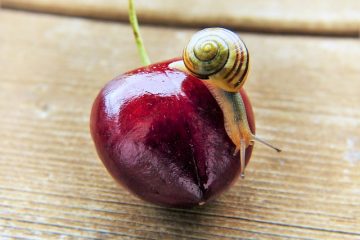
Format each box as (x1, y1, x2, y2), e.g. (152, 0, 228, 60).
(90, 58, 255, 208)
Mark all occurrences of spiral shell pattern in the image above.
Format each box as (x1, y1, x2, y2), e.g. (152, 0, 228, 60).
(183, 28, 250, 92)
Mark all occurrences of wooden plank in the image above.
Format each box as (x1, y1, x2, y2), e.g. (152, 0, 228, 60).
(2, 0, 360, 36)
(0, 9, 360, 239)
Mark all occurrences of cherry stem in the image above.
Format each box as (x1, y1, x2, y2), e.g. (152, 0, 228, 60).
(128, 0, 151, 66)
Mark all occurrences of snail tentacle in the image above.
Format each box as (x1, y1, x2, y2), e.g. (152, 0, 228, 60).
(240, 138, 246, 178)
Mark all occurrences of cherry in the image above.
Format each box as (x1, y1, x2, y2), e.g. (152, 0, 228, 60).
(90, 58, 255, 207)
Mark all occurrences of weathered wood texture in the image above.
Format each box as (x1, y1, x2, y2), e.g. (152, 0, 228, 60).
(2, 0, 360, 36)
(1, 9, 360, 239)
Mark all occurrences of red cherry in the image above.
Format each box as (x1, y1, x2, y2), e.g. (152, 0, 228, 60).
(90, 58, 255, 208)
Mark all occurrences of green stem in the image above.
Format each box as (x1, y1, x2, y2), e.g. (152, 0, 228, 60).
(128, 0, 151, 66)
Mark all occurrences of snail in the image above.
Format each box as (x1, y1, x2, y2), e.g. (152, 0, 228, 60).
(170, 28, 281, 178)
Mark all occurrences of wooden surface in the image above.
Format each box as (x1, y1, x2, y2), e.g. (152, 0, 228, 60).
(1, 6, 360, 240)
(2, 0, 360, 36)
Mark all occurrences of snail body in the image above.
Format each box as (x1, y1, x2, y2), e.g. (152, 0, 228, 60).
(170, 28, 280, 177)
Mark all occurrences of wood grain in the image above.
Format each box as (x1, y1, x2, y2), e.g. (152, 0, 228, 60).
(2, 0, 360, 36)
(0, 9, 360, 239)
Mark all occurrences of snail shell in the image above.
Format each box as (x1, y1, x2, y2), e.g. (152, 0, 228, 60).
(183, 28, 250, 92)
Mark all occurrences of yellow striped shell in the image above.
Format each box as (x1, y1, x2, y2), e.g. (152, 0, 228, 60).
(183, 28, 250, 92)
